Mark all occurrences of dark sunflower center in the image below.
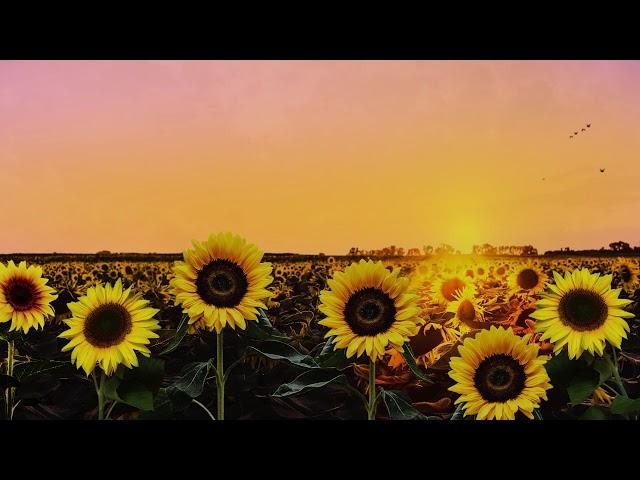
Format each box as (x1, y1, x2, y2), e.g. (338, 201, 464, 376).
(457, 299, 476, 324)
(4, 278, 39, 311)
(517, 268, 539, 290)
(344, 287, 396, 335)
(442, 278, 465, 301)
(620, 266, 632, 283)
(195, 259, 248, 307)
(474, 354, 526, 402)
(558, 288, 608, 332)
(83, 303, 132, 348)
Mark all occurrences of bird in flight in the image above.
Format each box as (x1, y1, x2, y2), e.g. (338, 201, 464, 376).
(586, 123, 591, 128)
(569, 135, 573, 139)
(600, 168, 605, 173)
(581, 128, 586, 132)
(574, 131, 578, 135)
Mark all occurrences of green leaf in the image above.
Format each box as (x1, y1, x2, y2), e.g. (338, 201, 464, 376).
(379, 389, 428, 420)
(158, 315, 189, 356)
(242, 316, 289, 342)
(173, 361, 212, 398)
(593, 358, 614, 385)
(315, 336, 351, 369)
(117, 380, 155, 411)
(272, 370, 346, 397)
(246, 340, 318, 369)
(317, 348, 350, 369)
(318, 336, 336, 357)
(401, 344, 434, 384)
(546, 349, 601, 405)
(580, 406, 611, 420)
(14, 375, 60, 400)
(450, 403, 465, 420)
(123, 356, 164, 396)
(0, 323, 22, 342)
(567, 369, 600, 405)
(13, 360, 68, 380)
(104, 357, 165, 411)
(611, 395, 640, 415)
(103, 375, 123, 403)
(545, 350, 588, 388)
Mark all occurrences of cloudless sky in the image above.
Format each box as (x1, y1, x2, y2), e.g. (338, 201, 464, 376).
(1, 60, 639, 254)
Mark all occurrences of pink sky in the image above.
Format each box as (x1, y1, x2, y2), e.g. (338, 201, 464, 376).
(1, 60, 639, 254)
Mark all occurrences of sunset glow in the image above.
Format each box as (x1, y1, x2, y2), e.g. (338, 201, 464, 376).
(2, 60, 639, 254)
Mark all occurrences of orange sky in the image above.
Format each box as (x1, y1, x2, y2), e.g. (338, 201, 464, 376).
(1, 60, 639, 254)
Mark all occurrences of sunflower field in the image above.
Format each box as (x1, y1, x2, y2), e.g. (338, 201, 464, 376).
(1, 234, 639, 421)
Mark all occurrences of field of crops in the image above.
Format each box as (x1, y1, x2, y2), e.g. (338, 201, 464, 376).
(1, 249, 639, 420)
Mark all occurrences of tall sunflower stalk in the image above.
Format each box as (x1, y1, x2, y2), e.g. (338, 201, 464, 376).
(0, 261, 57, 420)
(58, 279, 160, 420)
(318, 259, 423, 420)
(170, 232, 274, 420)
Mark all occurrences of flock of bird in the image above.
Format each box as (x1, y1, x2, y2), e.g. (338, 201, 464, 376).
(569, 122, 591, 139)
(541, 122, 603, 181)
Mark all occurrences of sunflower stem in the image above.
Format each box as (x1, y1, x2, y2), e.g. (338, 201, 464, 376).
(94, 371, 107, 421)
(4, 339, 15, 420)
(367, 359, 377, 420)
(192, 399, 216, 420)
(105, 401, 118, 420)
(216, 331, 225, 421)
(611, 348, 628, 397)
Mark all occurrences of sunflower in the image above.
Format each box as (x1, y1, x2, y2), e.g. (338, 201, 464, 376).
(170, 232, 273, 334)
(508, 263, 547, 294)
(0, 260, 58, 333)
(318, 259, 423, 361)
(58, 279, 160, 375)
(613, 258, 639, 293)
(448, 326, 552, 420)
(445, 285, 485, 330)
(431, 275, 471, 304)
(530, 268, 634, 359)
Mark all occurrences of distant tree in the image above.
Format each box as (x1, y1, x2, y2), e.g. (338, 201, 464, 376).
(521, 245, 538, 256)
(435, 244, 454, 255)
(407, 248, 421, 256)
(609, 241, 631, 252)
(397, 247, 405, 256)
(423, 245, 433, 255)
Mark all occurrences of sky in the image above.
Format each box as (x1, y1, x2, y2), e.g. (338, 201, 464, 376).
(1, 60, 639, 254)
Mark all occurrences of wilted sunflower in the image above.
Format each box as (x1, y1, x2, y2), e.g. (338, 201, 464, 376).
(613, 258, 639, 293)
(58, 279, 160, 375)
(171, 232, 273, 333)
(318, 259, 423, 361)
(449, 326, 552, 420)
(508, 263, 547, 294)
(0, 260, 58, 333)
(431, 276, 470, 304)
(530, 268, 634, 359)
(446, 285, 485, 330)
